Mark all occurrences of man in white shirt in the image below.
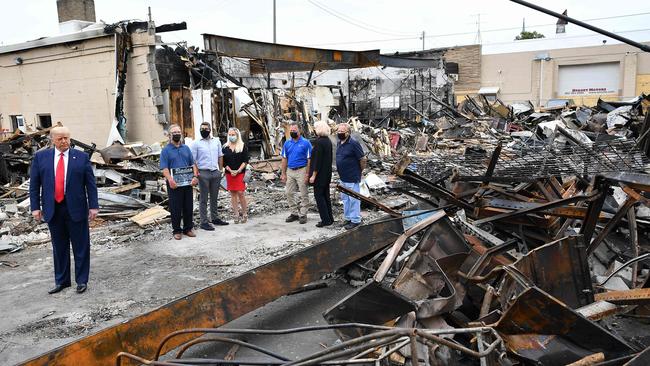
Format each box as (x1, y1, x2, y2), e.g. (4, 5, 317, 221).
(191, 122, 229, 230)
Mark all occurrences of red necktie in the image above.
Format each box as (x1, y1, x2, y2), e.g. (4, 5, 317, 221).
(55, 153, 65, 203)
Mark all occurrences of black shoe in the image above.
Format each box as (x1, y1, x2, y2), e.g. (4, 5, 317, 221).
(76, 284, 87, 294)
(344, 222, 360, 230)
(48, 283, 70, 294)
(200, 223, 215, 231)
(212, 218, 229, 226)
(316, 221, 324, 227)
(286, 214, 300, 223)
(299, 216, 307, 224)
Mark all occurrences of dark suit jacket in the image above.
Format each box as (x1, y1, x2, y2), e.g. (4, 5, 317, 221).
(30, 148, 99, 223)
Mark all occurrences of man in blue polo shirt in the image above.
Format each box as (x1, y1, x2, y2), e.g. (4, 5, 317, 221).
(335, 123, 366, 230)
(280, 121, 312, 224)
(160, 124, 199, 240)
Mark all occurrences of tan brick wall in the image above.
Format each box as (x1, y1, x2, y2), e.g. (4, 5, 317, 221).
(57, 0, 96, 23)
(443, 45, 481, 94)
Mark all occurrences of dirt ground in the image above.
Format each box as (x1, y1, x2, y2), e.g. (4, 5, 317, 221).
(0, 210, 342, 365)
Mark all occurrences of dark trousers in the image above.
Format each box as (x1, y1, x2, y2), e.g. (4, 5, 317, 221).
(48, 201, 90, 286)
(168, 185, 194, 234)
(198, 169, 221, 224)
(313, 183, 333, 224)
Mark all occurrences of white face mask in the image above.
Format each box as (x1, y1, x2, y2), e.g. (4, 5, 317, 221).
(228, 135, 237, 143)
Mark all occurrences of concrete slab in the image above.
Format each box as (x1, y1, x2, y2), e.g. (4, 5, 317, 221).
(0, 211, 339, 365)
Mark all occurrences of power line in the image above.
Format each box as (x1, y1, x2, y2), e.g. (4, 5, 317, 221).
(306, 0, 417, 37)
(309, 0, 416, 36)
(307, 11, 650, 47)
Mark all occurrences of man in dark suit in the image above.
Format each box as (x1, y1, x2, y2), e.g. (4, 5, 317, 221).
(30, 126, 99, 294)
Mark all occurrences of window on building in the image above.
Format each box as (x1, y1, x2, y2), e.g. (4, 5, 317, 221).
(10, 115, 25, 133)
(38, 114, 52, 129)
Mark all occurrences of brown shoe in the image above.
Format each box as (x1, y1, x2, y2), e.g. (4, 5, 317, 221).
(184, 230, 196, 237)
(173, 233, 182, 240)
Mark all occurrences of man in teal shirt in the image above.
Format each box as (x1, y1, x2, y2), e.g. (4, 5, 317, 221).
(160, 124, 198, 240)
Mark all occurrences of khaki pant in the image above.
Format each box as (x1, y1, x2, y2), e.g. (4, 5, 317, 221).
(286, 167, 309, 217)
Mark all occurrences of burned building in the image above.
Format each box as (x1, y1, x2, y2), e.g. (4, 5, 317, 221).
(0, 1, 196, 147)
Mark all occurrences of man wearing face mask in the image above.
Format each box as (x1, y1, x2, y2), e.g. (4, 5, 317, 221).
(280, 121, 312, 224)
(160, 124, 199, 240)
(335, 123, 366, 230)
(191, 122, 229, 231)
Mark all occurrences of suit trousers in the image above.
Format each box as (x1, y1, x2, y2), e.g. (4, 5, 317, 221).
(313, 183, 333, 225)
(48, 201, 90, 286)
(168, 185, 194, 234)
(198, 169, 221, 224)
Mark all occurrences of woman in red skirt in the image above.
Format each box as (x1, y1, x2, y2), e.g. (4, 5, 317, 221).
(223, 127, 250, 223)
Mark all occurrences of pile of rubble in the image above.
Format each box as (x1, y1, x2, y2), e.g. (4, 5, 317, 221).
(306, 105, 650, 364)
(104, 93, 650, 365)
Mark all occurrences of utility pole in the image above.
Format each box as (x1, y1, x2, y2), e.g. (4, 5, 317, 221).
(268, 0, 276, 88)
(473, 13, 483, 44)
(421, 30, 425, 50)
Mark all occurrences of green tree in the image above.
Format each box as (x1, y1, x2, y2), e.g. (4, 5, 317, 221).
(515, 30, 545, 40)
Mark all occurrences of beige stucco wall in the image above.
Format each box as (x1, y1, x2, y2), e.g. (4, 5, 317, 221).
(0, 30, 164, 146)
(481, 42, 650, 107)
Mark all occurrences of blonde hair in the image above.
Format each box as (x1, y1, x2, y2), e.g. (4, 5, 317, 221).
(227, 127, 244, 153)
(314, 121, 330, 137)
(50, 126, 70, 137)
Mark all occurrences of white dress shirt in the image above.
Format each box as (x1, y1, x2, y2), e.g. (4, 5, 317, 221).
(53, 148, 69, 192)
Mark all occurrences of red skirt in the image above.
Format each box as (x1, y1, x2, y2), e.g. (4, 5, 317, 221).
(226, 172, 246, 191)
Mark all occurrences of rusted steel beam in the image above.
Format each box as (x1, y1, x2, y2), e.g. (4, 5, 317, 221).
(475, 207, 554, 228)
(482, 142, 502, 185)
(586, 196, 639, 256)
(19, 218, 404, 366)
(500, 235, 594, 308)
(473, 193, 596, 226)
(496, 287, 636, 364)
(392, 156, 473, 212)
(336, 184, 401, 218)
(594, 288, 650, 305)
(374, 210, 447, 282)
(477, 199, 608, 220)
(249, 54, 439, 73)
(203, 34, 380, 67)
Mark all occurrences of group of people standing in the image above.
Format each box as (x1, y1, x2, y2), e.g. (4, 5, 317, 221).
(160, 123, 249, 240)
(29, 121, 364, 295)
(282, 121, 366, 230)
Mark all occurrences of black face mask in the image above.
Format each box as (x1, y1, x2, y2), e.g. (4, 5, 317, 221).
(172, 134, 181, 143)
(337, 133, 347, 141)
(290, 132, 299, 139)
(200, 130, 210, 139)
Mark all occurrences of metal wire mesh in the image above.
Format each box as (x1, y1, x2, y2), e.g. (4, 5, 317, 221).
(412, 138, 650, 180)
